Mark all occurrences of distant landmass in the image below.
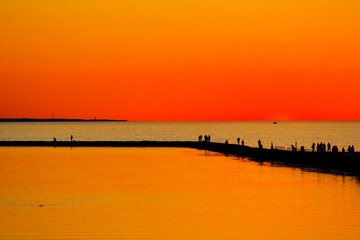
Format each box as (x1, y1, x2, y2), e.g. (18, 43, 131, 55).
(0, 118, 127, 122)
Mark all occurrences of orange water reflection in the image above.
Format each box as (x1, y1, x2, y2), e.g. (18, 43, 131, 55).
(0, 147, 360, 239)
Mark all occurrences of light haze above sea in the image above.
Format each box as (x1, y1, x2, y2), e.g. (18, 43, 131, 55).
(0, 121, 359, 150)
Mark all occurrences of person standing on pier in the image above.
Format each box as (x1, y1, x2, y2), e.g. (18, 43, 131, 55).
(198, 135, 202, 142)
(70, 135, 73, 142)
(241, 140, 244, 146)
(237, 137, 240, 145)
(258, 140, 263, 149)
(327, 143, 331, 151)
(332, 145, 338, 152)
(311, 143, 315, 152)
(351, 145, 355, 153)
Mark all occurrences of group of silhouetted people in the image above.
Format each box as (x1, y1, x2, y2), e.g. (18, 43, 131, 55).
(198, 135, 211, 143)
(312, 142, 338, 152)
(312, 142, 327, 152)
(236, 137, 244, 146)
(310, 142, 355, 153)
(53, 135, 74, 142)
(197, 135, 356, 153)
(347, 145, 355, 153)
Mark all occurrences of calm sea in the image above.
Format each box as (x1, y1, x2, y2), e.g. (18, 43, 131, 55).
(0, 121, 359, 150)
(1, 122, 360, 239)
(0, 147, 359, 239)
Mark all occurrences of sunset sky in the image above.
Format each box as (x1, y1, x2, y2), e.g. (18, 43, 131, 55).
(0, 0, 359, 121)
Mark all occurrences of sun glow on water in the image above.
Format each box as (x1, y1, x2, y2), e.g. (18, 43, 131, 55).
(0, 147, 359, 239)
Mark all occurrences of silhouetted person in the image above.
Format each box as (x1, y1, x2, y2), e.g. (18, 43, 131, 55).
(198, 135, 202, 142)
(332, 145, 338, 152)
(311, 143, 315, 152)
(241, 140, 244, 146)
(208, 135, 211, 142)
(225, 139, 228, 144)
(317, 142, 326, 152)
(53, 137, 56, 142)
(349, 145, 355, 153)
(342, 147, 345, 153)
(291, 145, 297, 152)
(70, 135, 73, 142)
(327, 143, 331, 151)
(258, 140, 263, 149)
(237, 137, 240, 145)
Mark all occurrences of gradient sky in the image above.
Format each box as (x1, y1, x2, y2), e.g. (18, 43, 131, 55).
(0, 0, 359, 121)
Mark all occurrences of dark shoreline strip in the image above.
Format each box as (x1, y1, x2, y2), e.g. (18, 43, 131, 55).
(1, 141, 360, 176)
(0, 118, 126, 122)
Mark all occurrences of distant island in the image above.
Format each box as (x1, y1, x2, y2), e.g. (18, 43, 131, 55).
(0, 118, 127, 122)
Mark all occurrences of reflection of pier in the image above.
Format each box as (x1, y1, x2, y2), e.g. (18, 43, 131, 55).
(1, 141, 360, 175)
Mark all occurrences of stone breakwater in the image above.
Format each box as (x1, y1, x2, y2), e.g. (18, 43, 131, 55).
(1, 141, 360, 175)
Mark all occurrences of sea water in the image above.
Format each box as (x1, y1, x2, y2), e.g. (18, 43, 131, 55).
(1, 122, 360, 239)
(0, 121, 359, 150)
(0, 147, 359, 239)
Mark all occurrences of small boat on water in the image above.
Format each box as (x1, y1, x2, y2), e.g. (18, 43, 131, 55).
(273, 113, 277, 124)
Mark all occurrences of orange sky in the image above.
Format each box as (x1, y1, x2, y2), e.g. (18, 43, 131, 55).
(0, 0, 359, 121)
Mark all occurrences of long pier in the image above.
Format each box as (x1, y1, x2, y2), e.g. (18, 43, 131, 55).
(1, 141, 360, 175)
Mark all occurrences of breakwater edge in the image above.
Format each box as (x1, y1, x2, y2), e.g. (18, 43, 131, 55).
(1, 140, 360, 176)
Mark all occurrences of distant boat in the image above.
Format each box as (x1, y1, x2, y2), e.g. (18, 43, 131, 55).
(273, 113, 277, 124)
